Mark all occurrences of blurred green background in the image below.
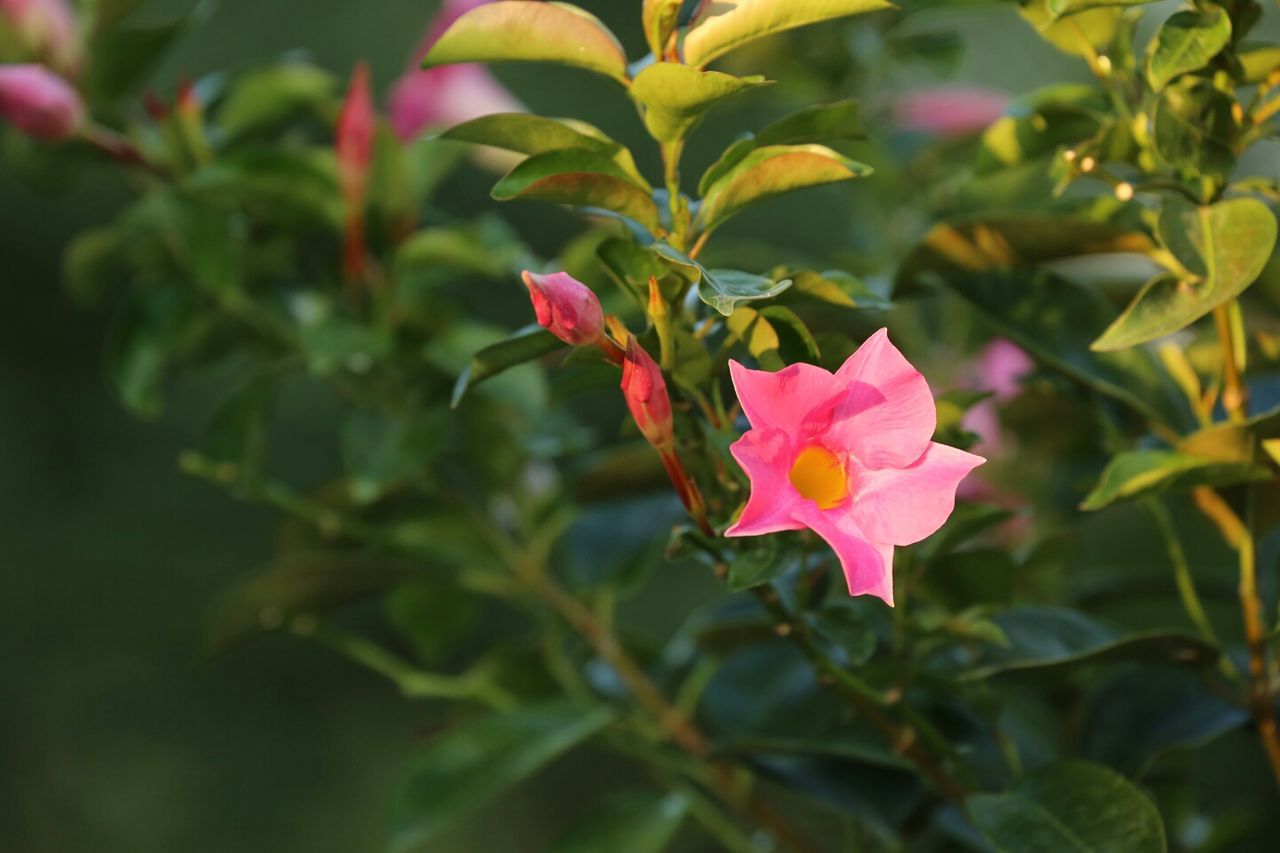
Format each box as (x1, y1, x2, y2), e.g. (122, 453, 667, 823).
(3, 1, 1241, 850)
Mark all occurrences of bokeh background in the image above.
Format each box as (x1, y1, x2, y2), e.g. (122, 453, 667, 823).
(4, 1, 1276, 850)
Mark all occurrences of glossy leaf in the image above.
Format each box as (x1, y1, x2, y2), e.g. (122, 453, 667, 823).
(422, 1, 629, 85)
(1080, 449, 1270, 511)
(440, 113, 647, 187)
(390, 704, 615, 852)
(681, 0, 894, 68)
(896, 217, 1193, 430)
(961, 606, 1218, 681)
(1095, 198, 1276, 350)
(492, 149, 661, 231)
(1147, 9, 1231, 92)
(551, 791, 687, 853)
(630, 62, 769, 142)
(697, 144, 872, 233)
(650, 242, 793, 315)
(1018, 0, 1123, 57)
(451, 326, 563, 408)
(968, 761, 1166, 853)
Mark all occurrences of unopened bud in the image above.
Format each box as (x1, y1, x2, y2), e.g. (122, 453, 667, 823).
(0, 64, 82, 140)
(522, 270, 605, 346)
(621, 336, 675, 451)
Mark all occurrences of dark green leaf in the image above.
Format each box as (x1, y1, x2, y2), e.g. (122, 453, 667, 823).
(551, 791, 687, 853)
(809, 608, 876, 666)
(390, 703, 615, 852)
(386, 580, 482, 666)
(962, 606, 1218, 680)
(1080, 449, 1271, 511)
(422, 1, 629, 85)
(216, 64, 337, 141)
(452, 326, 563, 408)
(87, 15, 189, 101)
(650, 242, 793, 315)
(726, 537, 784, 591)
(342, 409, 448, 504)
(968, 760, 1166, 853)
(597, 237, 669, 305)
(107, 285, 194, 418)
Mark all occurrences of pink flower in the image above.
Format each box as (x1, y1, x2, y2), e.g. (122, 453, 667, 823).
(388, 0, 525, 141)
(892, 86, 1010, 138)
(726, 329, 985, 604)
(0, 0, 80, 75)
(0, 63, 82, 140)
(522, 271, 605, 347)
(961, 338, 1033, 457)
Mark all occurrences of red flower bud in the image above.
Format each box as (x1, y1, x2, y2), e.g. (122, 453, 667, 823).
(522, 271, 605, 346)
(0, 64, 82, 140)
(621, 336, 675, 451)
(337, 62, 375, 284)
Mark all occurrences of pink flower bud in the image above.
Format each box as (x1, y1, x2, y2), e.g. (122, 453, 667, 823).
(0, 63, 82, 140)
(388, 0, 525, 141)
(522, 271, 605, 347)
(892, 86, 1010, 138)
(0, 0, 80, 74)
(621, 336, 675, 452)
(336, 62, 375, 204)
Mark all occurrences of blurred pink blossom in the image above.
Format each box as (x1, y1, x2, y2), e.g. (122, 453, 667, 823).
(893, 86, 1010, 138)
(0, 0, 79, 75)
(727, 330, 984, 604)
(0, 63, 82, 139)
(388, 0, 526, 141)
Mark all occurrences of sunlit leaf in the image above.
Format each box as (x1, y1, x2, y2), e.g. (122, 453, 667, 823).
(492, 149, 661, 231)
(422, 1, 629, 85)
(650, 242, 793, 315)
(642, 0, 685, 57)
(1147, 8, 1231, 92)
(630, 62, 769, 142)
(682, 0, 894, 68)
(1080, 449, 1271, 511)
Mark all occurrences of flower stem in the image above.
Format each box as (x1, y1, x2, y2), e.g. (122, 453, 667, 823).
(1215, 302, 1249, 423)
(661, 140, 688, 250)
(1193, 486, 1280, 791)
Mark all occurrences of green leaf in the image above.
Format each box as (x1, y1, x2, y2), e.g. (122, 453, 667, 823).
(642, 0, 685, 57)
(783, 269, 888, 310)
(551, 791, 688, 853)
(386, 580, 482, 666)
(492, 149, 661, 232)
(681, 0, 894, 68)
(451, 326, 562, 408)
(216, 63, 337, 141)
(342, 409, 448, 505)
(390, 704, 615, 853)
(1018, 0, 1123, 57)
(597, 237, 670, 305)
(1046, 0, 1158, 20)
(1094, 198, 1276, 350)
(726, 537, 784, 591)
(1080, 449, 1270, 511)
(1147, 8, 1231, 92)
(727, 305, 785, 370)
(630, 62, 769, 143)
(963, 607, 1218, 681)
(211, 552, 417, 649)
(1149, 77, 1237, 186)
(185, 147, 344, 229)
(650, 242, 793, 315)
(975, 84, 1107, 173)
(809, 608, 876, 666)
(699, 99, 863, 195)
(107, 285, 194, 418)
(422, 1, 629, 85)
(759, 305, 821, 364)
(394, 219, 527, 282)
(1239, 42, 1280, 84)
(697, 144, 872, 233)
(896, 217, 1193, 430)
(87, 15, 189, 101)
(968, 760, 1166, 853)
(440, 113, 647, 187)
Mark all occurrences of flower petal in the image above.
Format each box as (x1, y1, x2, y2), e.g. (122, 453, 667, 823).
(725, 428, 806, 537)
(792, 503, 894, 605)
(848, 442, 985, 546)
(728, 359, 842, 437)
(828, 328, 936, 469)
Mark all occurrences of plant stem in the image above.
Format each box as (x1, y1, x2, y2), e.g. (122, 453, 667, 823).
(1215, 302, 1249, 423)
(495, 537, 815, 852)
(750, 587, 970, 803)
(661, 140, 688, 250)
(1192, 486, 1280, 791)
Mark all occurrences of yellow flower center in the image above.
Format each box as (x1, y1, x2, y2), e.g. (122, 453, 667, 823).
(788, 445, 849, 510)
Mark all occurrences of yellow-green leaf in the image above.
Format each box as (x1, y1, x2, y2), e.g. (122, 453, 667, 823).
(681, 0, 893, 68)
(1147, 8, 1231, 92)
(491, 149, 661, 231)
(630, 62, 769, 142)
(423, 1, 629, 85)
